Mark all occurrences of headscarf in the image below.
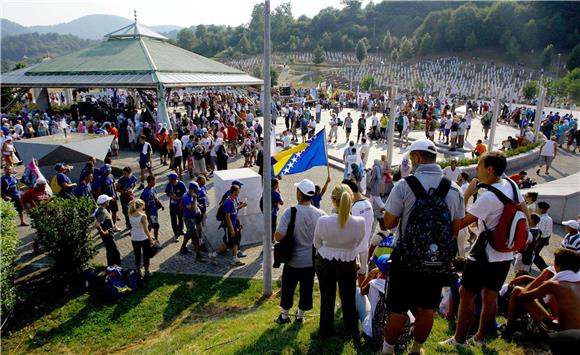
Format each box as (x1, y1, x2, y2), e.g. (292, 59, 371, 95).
(400, 156, 412, 177)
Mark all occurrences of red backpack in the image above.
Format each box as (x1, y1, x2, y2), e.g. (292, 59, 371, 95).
(478, 178, 529, 252)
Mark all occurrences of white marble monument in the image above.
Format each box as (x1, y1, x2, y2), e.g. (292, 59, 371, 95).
(212, 168, 264, 246)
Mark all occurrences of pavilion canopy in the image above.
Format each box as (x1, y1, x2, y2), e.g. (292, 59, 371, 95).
(1, 22, 262, 88)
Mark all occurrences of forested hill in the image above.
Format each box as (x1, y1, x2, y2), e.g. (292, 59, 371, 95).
(1, 32, 94, 71)
(174, 1, 579, 60)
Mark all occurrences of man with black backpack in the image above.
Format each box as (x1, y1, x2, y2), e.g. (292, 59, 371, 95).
(441, 152, 530, 348)
(273, 179, 325, 324)
(382, 139, 465, 355)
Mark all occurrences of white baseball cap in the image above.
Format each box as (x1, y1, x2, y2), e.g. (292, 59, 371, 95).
(294, 179, 316, 196)
(97, 194, 113, 205)
(408, 139, 437, 154)
(562, 220, 580, 230)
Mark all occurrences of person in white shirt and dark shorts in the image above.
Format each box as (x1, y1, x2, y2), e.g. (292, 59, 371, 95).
(442, 152, 530, 347)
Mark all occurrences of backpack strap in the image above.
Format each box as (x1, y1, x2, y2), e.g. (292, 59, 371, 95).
(286, 207, 298, 241)
(404, 175, 427, 199)
(433, 177, 452, 198)
(477, 179, 513, 205)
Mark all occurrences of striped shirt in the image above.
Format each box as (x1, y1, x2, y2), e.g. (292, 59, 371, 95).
(561, 232, 580, 252)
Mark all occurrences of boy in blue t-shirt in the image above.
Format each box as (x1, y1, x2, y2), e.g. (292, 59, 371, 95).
(311, 176, 331, 209)
(211, 184, 247, 266)
(1, 165, 27, 225)
(116, 166, 137, 229)
(140, 175, 164, 240)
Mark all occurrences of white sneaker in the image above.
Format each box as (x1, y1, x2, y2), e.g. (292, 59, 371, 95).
(439, 337, 467, 348)
(467, 336, 484, 347)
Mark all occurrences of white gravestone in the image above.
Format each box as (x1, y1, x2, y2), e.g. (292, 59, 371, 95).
(212, 168, 264, 246)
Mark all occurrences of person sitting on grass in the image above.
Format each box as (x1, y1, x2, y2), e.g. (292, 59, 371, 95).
(502, 248, 580, 338)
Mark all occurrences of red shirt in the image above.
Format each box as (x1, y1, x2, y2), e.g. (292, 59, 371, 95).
(108, 127, 119, 139)
(21, 188, 50, 209)
(509, 173, 523, 184)
(227, 126, 238, 141)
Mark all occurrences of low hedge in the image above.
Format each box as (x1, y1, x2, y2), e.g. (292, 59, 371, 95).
(29, 196, 97, 276)
(438, 142, 541, 169)
(0, 200, 20, 320)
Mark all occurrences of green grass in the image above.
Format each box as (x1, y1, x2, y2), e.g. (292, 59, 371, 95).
(2, 273, 540, 354)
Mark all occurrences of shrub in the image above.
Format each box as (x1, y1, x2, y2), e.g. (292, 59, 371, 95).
(29, 197, 97, 276)
(438, 142, 541, 168)
(0, 200, 20, 320)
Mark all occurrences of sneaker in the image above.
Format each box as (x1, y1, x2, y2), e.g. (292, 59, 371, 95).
(275, 313, 291, 325)
(174, 236, 180, 243)
(179, 249, 192, 255)
(439, 337, 467, 348)
(295, 312, 305, 324)
(467, 336, 484, 347)
(536, 169, 541, 175)
(237, 250, 247, 258)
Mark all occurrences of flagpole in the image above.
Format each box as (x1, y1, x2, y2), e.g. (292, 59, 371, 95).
(262, 0, 273, 296)
(323, 127, 330, 179)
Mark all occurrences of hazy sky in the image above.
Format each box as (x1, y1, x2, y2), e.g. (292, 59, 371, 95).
(1, 0, 368, 27)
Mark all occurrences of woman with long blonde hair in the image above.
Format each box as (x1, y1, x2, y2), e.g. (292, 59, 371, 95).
(313, 184, 365, 339)
(128, 198, 154, 275)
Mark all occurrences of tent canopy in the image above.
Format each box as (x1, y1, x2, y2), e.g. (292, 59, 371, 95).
(1, 22, 262, 88)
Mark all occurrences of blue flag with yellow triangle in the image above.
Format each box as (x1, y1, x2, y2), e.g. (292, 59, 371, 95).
(272, 128, 327, 177)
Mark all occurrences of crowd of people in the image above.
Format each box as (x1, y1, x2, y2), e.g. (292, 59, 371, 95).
(1, 86, 579, 353)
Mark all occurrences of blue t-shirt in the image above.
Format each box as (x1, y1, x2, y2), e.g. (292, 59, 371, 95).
(181, 192, 197, 219)
(57, 173, 73, 195)
(311, 193, 322, 209)
(97, 175, 116, 197)
(73, 181, 92, 198)
(165, 181, 187, 206)
(197, 186, 208, 213)
(260, 190, 283, 217)
(117, 175, 137, 196)
(140, 187, 158, 216)
(223, 197, 238, 228)
(1, 176, 20, 198)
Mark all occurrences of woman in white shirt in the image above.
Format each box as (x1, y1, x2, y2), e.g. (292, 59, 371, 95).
(314, 184, 365, 339)
(129, 199, 154, 275)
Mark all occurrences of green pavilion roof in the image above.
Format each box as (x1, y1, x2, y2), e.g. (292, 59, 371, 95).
(2, 22, 262, 88)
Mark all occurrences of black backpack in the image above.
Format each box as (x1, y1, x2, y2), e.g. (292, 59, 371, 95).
(273, 207, 297, 268)
(393, 176, 456, 276)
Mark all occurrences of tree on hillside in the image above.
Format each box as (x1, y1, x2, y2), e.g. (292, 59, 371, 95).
(14, 61, 27, 70)
(302, 36, 311, 51)
(464, 32, 478, 51)
(238, 36, 251, 54)
(419, 33, 433, 56)
(399, 36, 414, 60)
(383, 31, 393, 54)
(313, 45, 325, 65)
(568, 44, 580, 71)
(355, 39, 367, 64)
(522, 81, 539, 101)
(177, 28, 197, 52)
(505, 36, 520, 60)
(321, 32, 332, 50)
(390, 48, 400, 62)
(542, 44, 555, 69)
(360, 74, 376, 91)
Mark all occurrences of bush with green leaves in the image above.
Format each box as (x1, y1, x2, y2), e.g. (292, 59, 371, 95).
(29, 197, 97, 276)
(1, 200, 20, 319)
(438, 142, 541, 169)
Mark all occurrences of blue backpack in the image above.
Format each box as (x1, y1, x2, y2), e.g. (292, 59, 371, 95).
(393, 176, 455, 276)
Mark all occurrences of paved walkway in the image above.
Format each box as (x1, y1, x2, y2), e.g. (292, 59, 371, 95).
(13, 108, 578, 280)
(272, 107, 520, 170)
